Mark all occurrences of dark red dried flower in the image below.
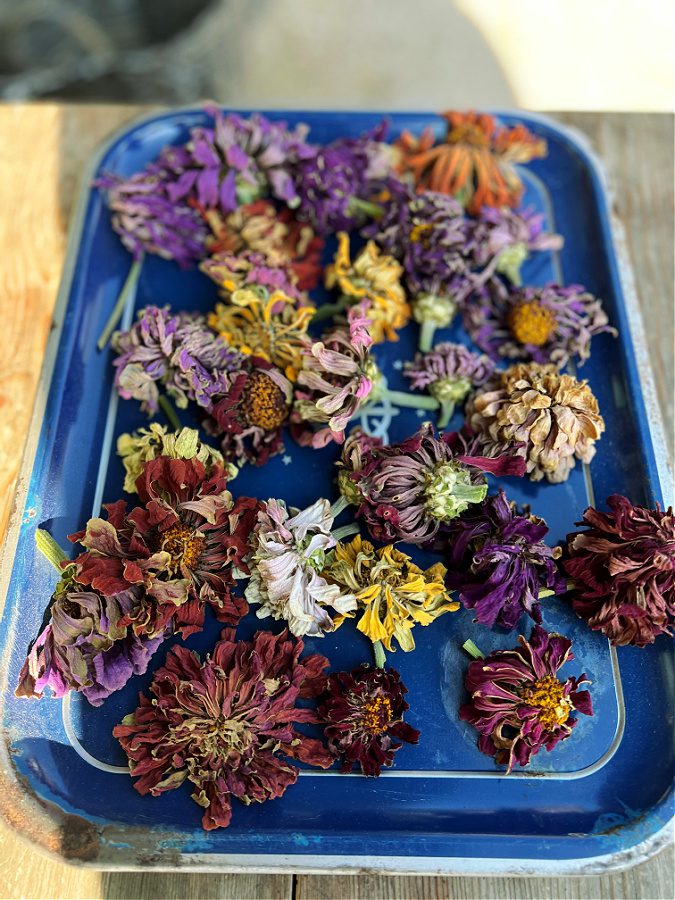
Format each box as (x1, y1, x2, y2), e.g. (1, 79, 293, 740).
(564, 494, 675, 646)
(317, 664, 420, 776)
(114, 629, 333, 830)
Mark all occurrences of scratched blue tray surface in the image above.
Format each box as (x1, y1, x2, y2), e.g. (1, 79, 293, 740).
(0, 110, 672, 873)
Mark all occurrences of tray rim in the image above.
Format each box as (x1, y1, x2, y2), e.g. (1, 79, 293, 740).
(0, 106, 672, 875)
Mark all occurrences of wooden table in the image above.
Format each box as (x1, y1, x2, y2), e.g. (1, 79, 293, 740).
(0, 106, 672, 900)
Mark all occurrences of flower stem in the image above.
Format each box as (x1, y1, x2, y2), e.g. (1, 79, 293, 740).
(539, 579, 576, 599)
(312, 295, 349, 324)
(35, 528, 68, 573)
(373, 640, 387, 669)
(97, 256, 143, 351)
(348, 196, 384, 220)
(462, 639, 485, 660)
(419, 319, 436, 353)
(330, 495, 350, 519)
(381, 389, 440, 412)
(436, 399, 456, 430)
(332, 522, 360, 542)
(158, 394, 181, 431)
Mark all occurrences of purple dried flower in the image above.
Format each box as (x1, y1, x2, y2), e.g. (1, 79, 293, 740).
(200, 249, 306, 302)
(96, 171, 208, 267)
(564, 495, 675, 646)
(353, 423, 526, 545)
(439, 490, 565, 629)
(112, 306, 243, 415)
(459, 626, 593, 772)
(404, 342, 495, 427)
(293, 123, 396, 234)
(463, 279, 616, 368)
(317, 664, 420, 776)
(335, 429, 384, 507)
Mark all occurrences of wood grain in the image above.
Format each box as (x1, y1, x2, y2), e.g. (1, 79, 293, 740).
(0, 107, 672, 899)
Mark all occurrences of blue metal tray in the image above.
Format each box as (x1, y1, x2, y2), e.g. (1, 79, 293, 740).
(0, 109, 672, 875)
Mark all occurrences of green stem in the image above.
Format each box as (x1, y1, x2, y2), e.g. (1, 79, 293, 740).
(35, 528, 68, 573)
(97, 256, 143, 350)
(538, 579, 576, 599)
(436, 399, 456, 430)
(462, 639, 485, 660)
(419, 319, 436, 353)
(373, 640, 387, 669)
(348, 197, 384, 220)
(332, 522, 360, 542)
(312, 295, 349, 324)
(330, 495, 350, 519)
(381, 389, 440, 412)
(158, 394, 181, 431)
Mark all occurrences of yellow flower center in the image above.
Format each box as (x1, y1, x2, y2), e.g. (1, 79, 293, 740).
(241, 370, 289, 430)
(520, 675, 572, 729)
(410, 223, 433, 244)
(160, 524, 205, 572)
(361, 696, 393, 734)
(507, 301, 557, 347)
(447, 121, 489, 147)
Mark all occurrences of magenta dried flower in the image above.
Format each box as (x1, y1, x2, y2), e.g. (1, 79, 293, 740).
(318, 664, 420, 776)
(114, 629, 333, 830)
(459, 626, 593, 772)
(564, 495, 675, 646)
(353, 423, 525, 545)
(439, 490, 565, 629)
(291, 305, 376, 448)
(404, 342, 495, 427)
(200, 249, 307, 303)
(463, 280, 615, 369)
(335, 429, 384, 507)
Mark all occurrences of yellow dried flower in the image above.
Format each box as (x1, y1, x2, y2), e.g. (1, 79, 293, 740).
(322, 535, 458, 651)
(208, 288, 315, 381)
(325, 232, 410, 343)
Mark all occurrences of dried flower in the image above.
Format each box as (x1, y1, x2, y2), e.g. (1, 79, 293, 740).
(161, 108, 314, 213)
(322, 535, 458, 651)
(208, 288, 315, 379)
(404, 342, 495, 427)
(201, 249, 307, 303)
(205, 359, 293, 467)
(16, 571, 163, 706)
(246, 499, 357, 637)
(113, 629, 333, 830)
(564, 495, 675, 646)
(293, 123, 395, 234)
(324, 232, 410, 343)
(203, 200, 323, 290)
(439, 490, 565, 629)
(395, 111, 547, 214)
(459, 626, 593, 772)
(112, 306, 243, 415)
(463, 280, 615, 368)
(317, 664, 420, 775)
(335, 429, 384, 507)
(467, 363, 605, 483)
(292, 306, 376, 448)
(96, 170, 208, 266)
(71, 457, 257, 638)
(353, 423, 525, 545)
(117, 424, 232, 494)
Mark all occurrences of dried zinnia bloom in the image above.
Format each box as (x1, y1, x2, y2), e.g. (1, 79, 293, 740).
(201, 248, 306, 304)
(459, 626, 593, 772)
(404, 342, 495, 428)
(208, 287, 315, 380)
(564, 495, 675, 646)
(395, 111, 547, 215)
(293, 123, 395, 234)
(464, 280, 615, 369)
(113, 629, 333, 830)
(292, 305, 376, 448)
(161, 108, 314, 212)
(246, 499, 357, 637)
(353, 423, 525, 545)
(322, 535, 458, 651)
(112, 306, 243, 415)
(96, 170, 208, 266)
(467, 363, 605, 483)
(335, 429, 384, 507)
(117, 424, 233, 495)
(324, 232, 410, 343)
(16, 569, 163, 707)
(317, 664, 420, 775)
(203, 200, 323, 290)
(439, 490, 565, 630)
(71, 457, 258, 638)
